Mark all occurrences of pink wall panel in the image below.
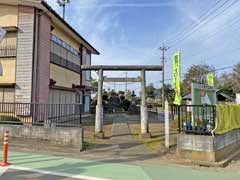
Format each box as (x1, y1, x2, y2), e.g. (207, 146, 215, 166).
(35, 13, 51, 103)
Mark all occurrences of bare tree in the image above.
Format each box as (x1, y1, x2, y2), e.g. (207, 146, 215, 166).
(181, 64, 215, 95)
(217, 63, 240, 93)
(232, 63, 240, 93)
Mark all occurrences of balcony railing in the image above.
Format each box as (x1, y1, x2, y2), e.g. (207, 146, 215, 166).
(0, 46, 16, 57)
(50, 52, 81, 73)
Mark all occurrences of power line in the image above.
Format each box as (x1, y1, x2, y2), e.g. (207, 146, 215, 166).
(179, 15, 240, 58)
(135, 0, 238, 67)
(169, 0, 239, 47)
(195, 14, 240, 42)
(163, 65, 234, 82)
(186, 35, 240, 60)
(166, 0, 224, 45)
(138, 0, 224, 64)
(192, 46, 240, 65)
(177, 44, 240, 71)
(131, 65, 234, 90)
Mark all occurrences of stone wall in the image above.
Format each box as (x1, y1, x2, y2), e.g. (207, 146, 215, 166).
(176, 129, 240, 162)
(0, 125, 83, 151)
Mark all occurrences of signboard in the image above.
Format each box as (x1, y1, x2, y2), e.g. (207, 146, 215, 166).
(0, 27, 6, 43)
(191, 83, 216, 105)
(207, 72, 214, 87)
(172, 51, 181, 105)
(191, 83, 216, 128)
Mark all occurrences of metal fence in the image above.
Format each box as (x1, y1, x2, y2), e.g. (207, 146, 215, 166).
(0, 103, 82, 127)
(0, 46, 16, 57)
(172, 105, 216, 135)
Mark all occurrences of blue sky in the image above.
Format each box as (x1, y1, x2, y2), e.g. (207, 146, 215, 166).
(46, 0, 240, 92)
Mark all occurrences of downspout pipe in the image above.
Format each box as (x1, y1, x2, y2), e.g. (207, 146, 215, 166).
(79, 44, 84, 112)
(80, 44, 83, 87)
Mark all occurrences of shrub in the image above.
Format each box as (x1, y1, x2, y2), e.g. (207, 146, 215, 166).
(122, 99, 131, 111)
(0, 115, 23, 125)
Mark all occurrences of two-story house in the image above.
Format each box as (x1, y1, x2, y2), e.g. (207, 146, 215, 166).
(0, 0, 99, 113)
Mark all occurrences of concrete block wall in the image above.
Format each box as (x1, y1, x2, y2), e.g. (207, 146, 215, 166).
(177, 129, 240, 162)
(0, 125, 83, 151)
(214, 129, 240, 150)
(177, 134, 214, 152)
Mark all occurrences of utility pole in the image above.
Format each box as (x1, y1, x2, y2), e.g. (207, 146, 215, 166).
(57, 0, 70, 20)
(159, 45, 169, 109)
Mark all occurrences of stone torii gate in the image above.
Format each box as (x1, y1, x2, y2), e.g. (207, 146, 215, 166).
(81, 65, 162, 138)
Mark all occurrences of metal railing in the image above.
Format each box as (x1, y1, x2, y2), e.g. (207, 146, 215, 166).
(0, 103, 82, 127)
(172, 105, 216, 135)
(0, 46, 16, 57)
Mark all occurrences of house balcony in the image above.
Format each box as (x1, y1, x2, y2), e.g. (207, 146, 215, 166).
(50, 38, 81, 74)
(50, 52, 81, 74)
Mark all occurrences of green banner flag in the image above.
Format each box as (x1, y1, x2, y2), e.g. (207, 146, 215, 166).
(207, 73, 214, 87)
(172, 51, 181, 105)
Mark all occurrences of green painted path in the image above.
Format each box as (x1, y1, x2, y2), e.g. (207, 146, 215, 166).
(1, 151, 240, 180)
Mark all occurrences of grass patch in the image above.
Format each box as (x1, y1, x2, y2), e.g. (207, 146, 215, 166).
(128, 118, 178, 152)
(128, 122, 165, 151)
(83, 141, 95, 149)
(138, 136, 165, 151)
(81, 115, 113, 147)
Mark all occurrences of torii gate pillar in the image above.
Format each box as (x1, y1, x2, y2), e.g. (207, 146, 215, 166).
(95, 69, 104, 138)
(140, 69, 151, 138)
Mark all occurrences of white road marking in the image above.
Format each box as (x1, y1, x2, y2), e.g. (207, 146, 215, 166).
(10, 165, 112, 180)
(0, 167, 8, 176)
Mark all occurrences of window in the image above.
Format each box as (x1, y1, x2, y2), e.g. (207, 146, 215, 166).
(74, 50, 78, 56)
(51, 34, 58, 42)
(0, 88, 14, 102)
(50, 34, 81, 69)
(57, 38, 62, 45)
(49, 89, 76, 104)
(66, 44, 71, 51)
